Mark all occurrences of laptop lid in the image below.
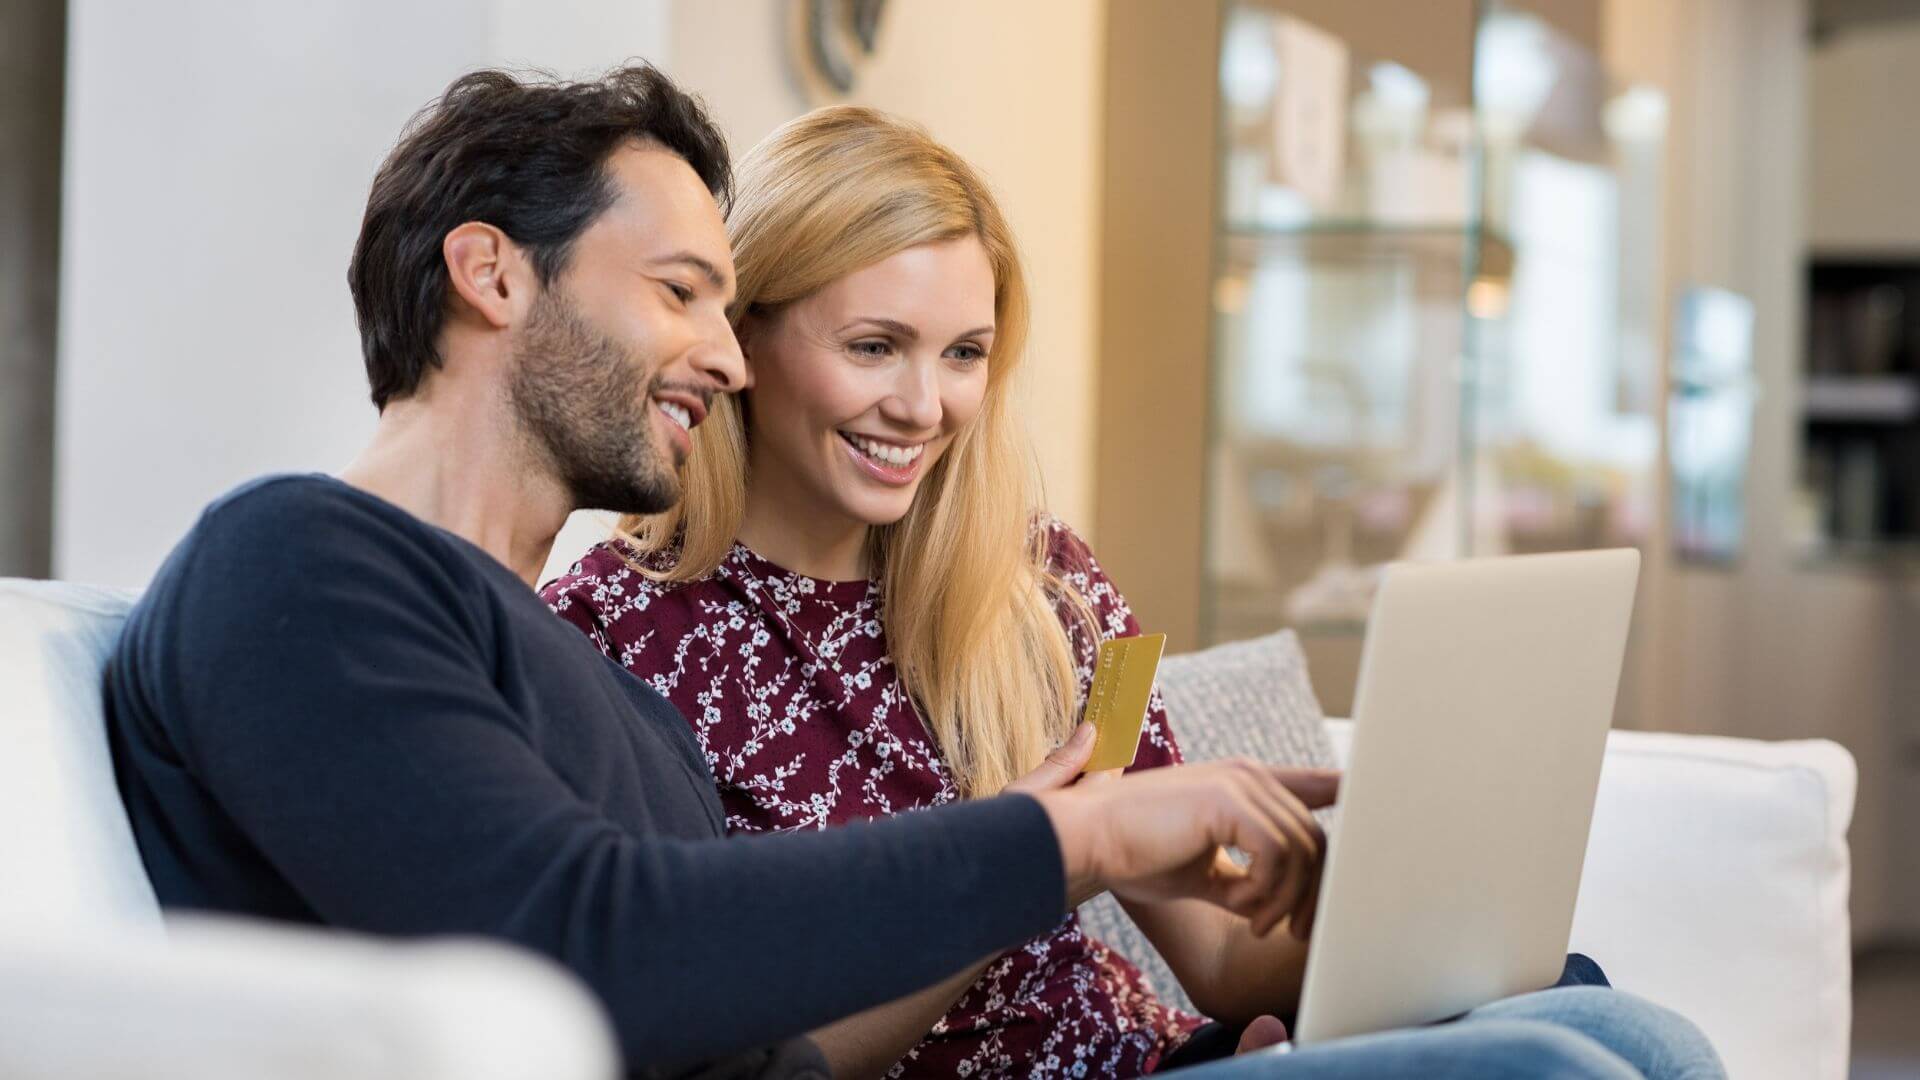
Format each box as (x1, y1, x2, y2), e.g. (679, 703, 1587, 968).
(1292, 549, 1640, 1044)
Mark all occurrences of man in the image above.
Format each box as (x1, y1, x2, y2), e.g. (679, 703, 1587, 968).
(106, 66, 1713, 1080)
(104, 65, 1331, 1079)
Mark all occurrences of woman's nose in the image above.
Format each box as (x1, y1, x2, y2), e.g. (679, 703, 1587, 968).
(883, 362, 942, 429)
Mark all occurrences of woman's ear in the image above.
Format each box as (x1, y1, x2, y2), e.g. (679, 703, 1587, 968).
(733, 312, 761, 389)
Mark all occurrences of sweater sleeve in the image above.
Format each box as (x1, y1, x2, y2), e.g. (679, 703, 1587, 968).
(128, 481, 1067, 1068)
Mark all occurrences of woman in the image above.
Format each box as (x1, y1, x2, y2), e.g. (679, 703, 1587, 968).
(543, 107, 1721, 1080)
(544, 104, 1310, 1078)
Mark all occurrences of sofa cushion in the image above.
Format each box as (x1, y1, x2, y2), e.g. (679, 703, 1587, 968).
(1568, 729, 1855, 1080)
(0, 917, 618, 1080)
(1076, 629, 1334, 1014)
(0, 579, 160, 930)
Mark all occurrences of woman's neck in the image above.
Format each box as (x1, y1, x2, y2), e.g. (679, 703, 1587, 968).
(736, 464, 872, 582)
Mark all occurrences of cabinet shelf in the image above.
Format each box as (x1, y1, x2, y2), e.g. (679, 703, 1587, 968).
(1803, 376, 1920, 424)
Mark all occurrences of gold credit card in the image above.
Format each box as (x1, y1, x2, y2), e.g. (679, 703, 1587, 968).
(1081, 633, 1167, 773)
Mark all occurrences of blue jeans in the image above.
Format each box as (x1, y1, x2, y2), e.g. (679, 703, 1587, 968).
(1162, 985, 1725, 1080)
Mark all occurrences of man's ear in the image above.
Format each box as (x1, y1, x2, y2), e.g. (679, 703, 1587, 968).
(442, 222, 531, 330)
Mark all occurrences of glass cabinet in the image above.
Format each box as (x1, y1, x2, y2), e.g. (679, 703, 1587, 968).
(1202, 1, 1666, 708)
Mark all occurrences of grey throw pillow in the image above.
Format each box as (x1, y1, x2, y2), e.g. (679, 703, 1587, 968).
(1075, 628, 1335, 1015)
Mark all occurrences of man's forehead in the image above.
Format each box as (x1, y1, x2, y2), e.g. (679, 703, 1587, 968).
(592, 143, 734, 282)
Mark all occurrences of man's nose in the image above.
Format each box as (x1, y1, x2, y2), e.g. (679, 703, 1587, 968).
(690, 316, 748, 394)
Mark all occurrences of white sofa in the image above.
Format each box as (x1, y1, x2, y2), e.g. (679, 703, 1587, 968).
(0, 578, 1858, 1078)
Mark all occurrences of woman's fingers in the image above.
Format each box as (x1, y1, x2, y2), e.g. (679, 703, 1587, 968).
(1005, 722, 1097, 794)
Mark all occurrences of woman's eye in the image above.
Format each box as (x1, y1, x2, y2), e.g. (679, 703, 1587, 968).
(949, 344, 987, 366)
(850, 339, 893, 358)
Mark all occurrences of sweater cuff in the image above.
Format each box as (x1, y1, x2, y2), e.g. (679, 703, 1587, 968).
(945, 793, 1069, 935)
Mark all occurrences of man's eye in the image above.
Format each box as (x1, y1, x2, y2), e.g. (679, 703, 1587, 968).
(667, 283, 694, 304)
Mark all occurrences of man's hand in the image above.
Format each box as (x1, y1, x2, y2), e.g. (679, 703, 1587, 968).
(1031, 760, 1339, 939)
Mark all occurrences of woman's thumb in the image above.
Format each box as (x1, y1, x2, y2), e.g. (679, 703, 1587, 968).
(1006, 721, 1097, 793)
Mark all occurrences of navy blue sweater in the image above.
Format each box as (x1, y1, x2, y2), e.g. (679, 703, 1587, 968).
(105, 475, 1067, 1078)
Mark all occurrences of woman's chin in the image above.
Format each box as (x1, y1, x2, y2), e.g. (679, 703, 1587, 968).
(839, 489, 918, 529)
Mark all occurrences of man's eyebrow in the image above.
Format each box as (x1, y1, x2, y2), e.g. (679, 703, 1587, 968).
(652, 251, 729, 290)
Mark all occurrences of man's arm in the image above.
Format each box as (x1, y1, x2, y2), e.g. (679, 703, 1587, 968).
(128, 485, 1066, 1069)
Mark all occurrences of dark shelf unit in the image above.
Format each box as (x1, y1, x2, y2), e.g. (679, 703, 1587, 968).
(1804, 257, 1920, 546)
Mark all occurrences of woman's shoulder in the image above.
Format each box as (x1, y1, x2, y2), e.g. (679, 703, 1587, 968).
(1032, 513, 1109, 586)
(540, 537, 721, 634)
(1031, 512, 1140, 639)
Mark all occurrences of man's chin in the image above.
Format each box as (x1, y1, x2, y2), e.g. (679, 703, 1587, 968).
(569, 468, 681, 518)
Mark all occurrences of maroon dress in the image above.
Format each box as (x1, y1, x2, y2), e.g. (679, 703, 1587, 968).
(542, 519, 1205, 1078)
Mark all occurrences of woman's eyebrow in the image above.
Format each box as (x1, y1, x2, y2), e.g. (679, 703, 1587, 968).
(839, 317, 919, 340)
(836, 318, 996, 341)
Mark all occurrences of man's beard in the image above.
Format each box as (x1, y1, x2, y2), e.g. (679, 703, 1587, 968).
(507, 288, 680, 515)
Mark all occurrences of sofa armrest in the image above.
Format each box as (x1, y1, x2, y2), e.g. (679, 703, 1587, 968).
(0, 917, 618, 1080)
(1323, 718, 1856, 1080)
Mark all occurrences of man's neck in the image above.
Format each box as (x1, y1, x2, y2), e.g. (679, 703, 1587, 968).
(736, 455, 870, 581)
(339, 379, 572, 588)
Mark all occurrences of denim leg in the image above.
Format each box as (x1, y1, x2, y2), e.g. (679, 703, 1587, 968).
(1556, 952, 1613, 988)
(1467, 987, 1726, 1080)
(1156, 1020, 1641, 1080)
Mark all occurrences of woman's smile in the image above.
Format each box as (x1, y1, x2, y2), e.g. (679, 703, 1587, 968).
(837, 430, 930, 486)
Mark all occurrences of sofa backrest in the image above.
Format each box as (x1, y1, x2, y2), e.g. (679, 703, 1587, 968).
(0, 579, 161, 931)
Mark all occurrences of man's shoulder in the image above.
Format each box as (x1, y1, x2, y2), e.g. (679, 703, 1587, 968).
(197, 473, 420, 542)
(178, 473, 477, 585)
(134, 473, 478, 639)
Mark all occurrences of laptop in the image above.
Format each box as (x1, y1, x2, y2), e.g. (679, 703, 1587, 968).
(1290, 549, 1641, 1046)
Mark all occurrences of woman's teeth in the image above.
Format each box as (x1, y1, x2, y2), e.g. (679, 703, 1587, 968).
(841, 431, 925, 468)
(658, 400, 691, 432)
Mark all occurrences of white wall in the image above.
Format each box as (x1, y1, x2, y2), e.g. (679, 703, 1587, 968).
(668, 0, 1108, 539)
(55, 0, 669, 587)
(56, 0, 1105, 586)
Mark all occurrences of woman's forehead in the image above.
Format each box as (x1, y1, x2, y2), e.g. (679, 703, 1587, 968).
(810, 238, 997, 325)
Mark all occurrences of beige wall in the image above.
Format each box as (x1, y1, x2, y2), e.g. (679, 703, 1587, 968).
(1808, 21, 1920, 252)
(666, 0, 1107, 536)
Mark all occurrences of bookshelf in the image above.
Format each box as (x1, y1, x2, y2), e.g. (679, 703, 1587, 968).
(1801, 256, 1920, 552)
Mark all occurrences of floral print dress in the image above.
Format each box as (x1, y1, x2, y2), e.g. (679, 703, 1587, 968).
(542, 519, 1205, 1078)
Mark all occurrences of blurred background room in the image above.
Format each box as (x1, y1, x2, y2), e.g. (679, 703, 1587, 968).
(2, 0, 1916, 1075)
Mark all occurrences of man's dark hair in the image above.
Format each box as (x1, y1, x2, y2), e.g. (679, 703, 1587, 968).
(348, 64, 731, 409)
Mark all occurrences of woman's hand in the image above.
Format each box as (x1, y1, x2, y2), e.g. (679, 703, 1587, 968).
(1003, 720, 1102, 794)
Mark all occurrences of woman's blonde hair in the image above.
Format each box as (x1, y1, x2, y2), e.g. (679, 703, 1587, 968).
(616, 105, 1092, 796)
